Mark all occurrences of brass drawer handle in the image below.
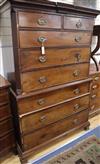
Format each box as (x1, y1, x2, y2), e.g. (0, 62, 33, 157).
(39, 76, 47, 84)
(37, 18, 48, 26)
(92, 85, 98, 89)
(75, 53, 81, 62)
(74, 104, 80, 110)
(74, 88, 80, 95)
(73, 70, 80, 77)
(91, 94, 96, 99)
(75, 36, 81, 42)
(76, 20, 82, 28)
(38, 36, 47, 43)
(39, 56, 47, 63)
(94, 76, 99, 81)
(40, 115, 46, 122)
(73, 119, 78, 125)
(37, 98, 45, 105)
(38, 37, 47, 55)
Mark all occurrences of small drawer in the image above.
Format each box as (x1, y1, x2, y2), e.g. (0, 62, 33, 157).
(91, 73, 100, 83)
(19, 31, 91, 48)
(90, 98, 100, 112)
(64, 16, 94, 30)
(0, 118, 13, 137)
(21, 63, 89, 93)
(91, 89, 100, 98)
(93, 76, 100, 82)
(18, 11, 61, 29)
(0, 89, 9, 105)
(18, 81, 90, 114)
(91, 84, 99, 90)
(0, 132, 15, 153)
(0, 105, 11, 121)
(20, 47, 90, 71)
(22, 109, 88, 150)
(20, 95, 89, 134)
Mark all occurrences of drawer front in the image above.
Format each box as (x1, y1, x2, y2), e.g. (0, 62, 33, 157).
(91, 82, 100, 92)
(0, 105, 11, 120)
(20, 48, 90, 71)
(90, 98, 100, 112)
(21, 63, 89, 93)
(64, 16, 94, 30)
(91, 89, 100, 99)
(0, 132, 14, 153)
(0, 89, 9, 105)
(18, 12, 61, 29)
(20, 95, 89, 134)
(23, 109, 88, 150)
(0, 118, 13, 137)
(90, 73, 100, 83)
(18, 81, 90, 115)
(19, 31, 91, 48)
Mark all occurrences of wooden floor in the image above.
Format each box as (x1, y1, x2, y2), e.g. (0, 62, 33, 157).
(0, 114, 100, 164)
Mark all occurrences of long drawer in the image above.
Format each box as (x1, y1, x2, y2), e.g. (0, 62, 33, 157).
(21, 63, 89, 93)
(20, 47, 90, 71)
(0, 118, 13, 137)
(0, 89, 9, 105)
(18, 12, 61, 29)
(18, 81, 90, 115)
(20, 95, 89, 134)
(19, 31, 91, 48)
(0, 105, 11, 121)
(22, 109, 88, 150)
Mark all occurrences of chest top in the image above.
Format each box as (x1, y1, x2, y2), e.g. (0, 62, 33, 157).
(0, 0, 100, 15)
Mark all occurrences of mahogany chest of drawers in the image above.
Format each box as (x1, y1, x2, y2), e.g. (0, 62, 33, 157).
(0, 75, 15, 157)
(1, 0, 99, 163)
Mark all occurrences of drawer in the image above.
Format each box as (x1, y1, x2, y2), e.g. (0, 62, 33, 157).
(22, 109, 88, 150)
(20, 95, 89, 134)
(0, 105, 11, 121)
(64, 16, 94, 30)
(91, 82, 100, 91)
(21, 63, 89, 93)
(90, 73, 100, 83)
(91, 89, 100, 98)
(0, 118, 13, 137)
(20, 47, 90, 71)
(18, 81, 90, 114)
(19, 31, 91, 48)
(0, 89, 9, 105)
(18, 12, 61, 29)
(90, 98, 100, 112)
(0, 132, 14, 154)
